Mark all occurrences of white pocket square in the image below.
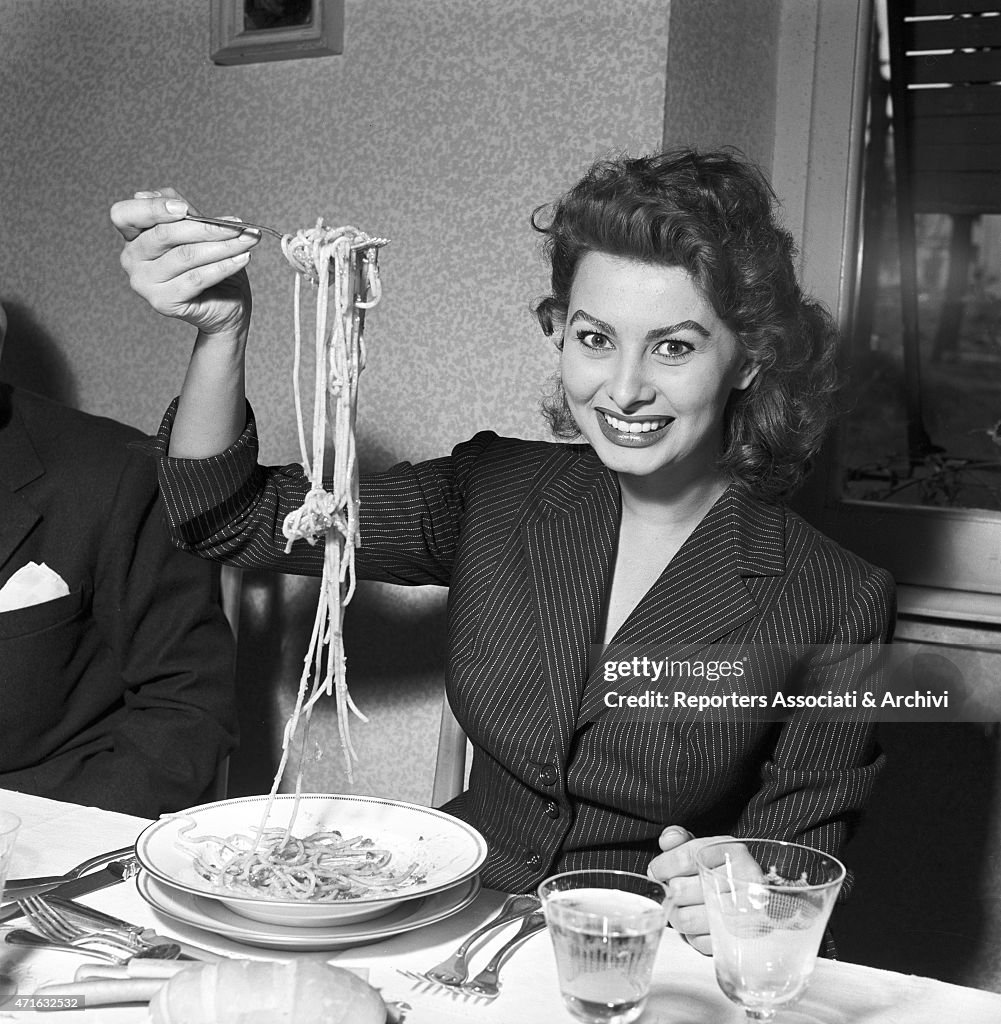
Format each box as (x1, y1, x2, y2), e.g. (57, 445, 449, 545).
(0, 561, 71, 613)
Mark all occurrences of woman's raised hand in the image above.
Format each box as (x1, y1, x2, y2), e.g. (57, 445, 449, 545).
(110, 188, 260, 341)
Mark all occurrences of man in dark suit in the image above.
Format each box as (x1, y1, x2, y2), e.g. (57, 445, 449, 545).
(0, 303, 237, 816)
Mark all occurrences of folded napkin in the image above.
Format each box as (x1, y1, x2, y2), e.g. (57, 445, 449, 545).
(0, 561, 70, 613)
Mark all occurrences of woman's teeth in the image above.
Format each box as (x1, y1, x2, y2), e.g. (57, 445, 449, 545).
(602, 413, 670, 434)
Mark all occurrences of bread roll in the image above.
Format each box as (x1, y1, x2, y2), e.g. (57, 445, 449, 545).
(147, 960, 386, 1024)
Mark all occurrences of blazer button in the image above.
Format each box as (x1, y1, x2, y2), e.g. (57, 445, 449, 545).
(538, 764, 558, 786)
(545, 801, 559, 819)
(524, 851, 542, 868)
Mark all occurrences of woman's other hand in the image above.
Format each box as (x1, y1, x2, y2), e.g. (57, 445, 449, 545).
(110, 188, 259, 341)
(647, 825, 735, 956)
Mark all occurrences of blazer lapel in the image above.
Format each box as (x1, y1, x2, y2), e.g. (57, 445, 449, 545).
(0, 391, 44, 574)
(578, 486, 786, 723)
(522, 447, 618, 764)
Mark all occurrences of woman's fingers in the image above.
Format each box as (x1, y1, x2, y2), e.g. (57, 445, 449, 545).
(127, 223, 257, 285)
(118, 210, 256, 272)
(668, 898, 710, 938)
(665, 872, 703, 908)
(664, 874, 712, 953)
(648, 825, 695, 882)
(110, 191, 193, 242)
(657, 825, 694, 853)
(694, 838, 765, 888)
(649, 830, 699, 882)
(131, 251, 253, 321)
(650, 831, 740, 883)
(121, 227, 252, 309)
(662, 865, 708, 928)
(682, 932, 713, 957)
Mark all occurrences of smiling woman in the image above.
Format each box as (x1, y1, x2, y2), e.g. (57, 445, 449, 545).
(559, 255, 757, 483)
(532, 150, 840, 506)
(110, 147, 895, 958)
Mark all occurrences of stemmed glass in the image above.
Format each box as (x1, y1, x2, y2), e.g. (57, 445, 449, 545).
(695, 839, 844, 1021)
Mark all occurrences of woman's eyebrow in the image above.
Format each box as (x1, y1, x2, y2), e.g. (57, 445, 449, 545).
(647, 319, 711, 340)
(568, 309, 615, 334)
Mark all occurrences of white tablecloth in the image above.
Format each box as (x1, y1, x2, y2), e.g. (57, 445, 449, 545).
(2, 789, 1000, 1023)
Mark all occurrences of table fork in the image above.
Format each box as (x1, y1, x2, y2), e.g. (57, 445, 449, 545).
(419, 892, 541, 987)
(19, 895, 147, 953)
(462, 910, 547, 1000)
(396, 970, 490, 1004)
(5, 929, 181, 963)
(396, 908, 548, 1003)
(184, 213, 390, 252)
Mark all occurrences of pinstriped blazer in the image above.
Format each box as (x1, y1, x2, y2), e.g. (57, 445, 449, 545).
(153, 404, 895, 894)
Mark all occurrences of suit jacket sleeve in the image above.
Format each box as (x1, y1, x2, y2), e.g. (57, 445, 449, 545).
(733, 564, 895, 889)
(54, 443, 238, 816)
(151, 397, 475, 586)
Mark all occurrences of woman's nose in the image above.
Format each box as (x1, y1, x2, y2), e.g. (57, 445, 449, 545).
(606, 354, 656, 411)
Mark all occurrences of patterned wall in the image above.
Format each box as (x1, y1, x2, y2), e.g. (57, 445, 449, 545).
(0, 0, 670, 803)
(663, 0, 780, 170)
(0, 0, 669, 463)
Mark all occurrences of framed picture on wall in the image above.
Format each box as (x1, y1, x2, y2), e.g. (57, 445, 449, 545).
(210, 0, 344, 66)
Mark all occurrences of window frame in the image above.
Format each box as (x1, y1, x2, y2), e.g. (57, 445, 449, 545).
(772, 0, 1001, 616)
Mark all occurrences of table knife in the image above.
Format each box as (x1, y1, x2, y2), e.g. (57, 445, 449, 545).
(2, 845, 136, 898)
(0, 859, 136, 925)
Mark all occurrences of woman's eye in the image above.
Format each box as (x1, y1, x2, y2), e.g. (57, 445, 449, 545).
(575, 329, 611, 351)
(655, 339, 694, 361)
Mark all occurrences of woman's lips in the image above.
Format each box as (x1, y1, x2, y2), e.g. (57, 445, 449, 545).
(594, 409, 674, 447)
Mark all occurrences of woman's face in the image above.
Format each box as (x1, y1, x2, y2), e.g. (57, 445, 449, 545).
(559, 251, 758, 487)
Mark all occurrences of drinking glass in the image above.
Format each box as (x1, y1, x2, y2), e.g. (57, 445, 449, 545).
(538, 868, 671, 1024)
(695, 839, 845, 1021)
(0, 811, 21, 900)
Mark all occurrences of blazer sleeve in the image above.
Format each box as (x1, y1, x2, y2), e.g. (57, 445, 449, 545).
(150, 398, 490, 586)
(54, 445, 238, 817)
(732, 563, 895, 890)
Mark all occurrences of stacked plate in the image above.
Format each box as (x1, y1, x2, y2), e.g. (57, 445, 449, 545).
(134, 794, 487, 950)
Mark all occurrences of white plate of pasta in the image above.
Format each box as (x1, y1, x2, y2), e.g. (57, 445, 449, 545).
(136, 794, 488, 927)
(137, 871, 482, 950)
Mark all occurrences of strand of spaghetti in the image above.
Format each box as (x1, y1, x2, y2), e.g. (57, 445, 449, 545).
(331, 252, 358, 760)
(339, 260, 364, 719)
(290, 273, 310, 474)
(255, 530, 329, 858)
(257, 587, 326, 831)
(310, 238, 331, 493)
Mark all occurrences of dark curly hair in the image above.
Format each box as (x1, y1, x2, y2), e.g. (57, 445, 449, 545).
(531, 148, 840, 502)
